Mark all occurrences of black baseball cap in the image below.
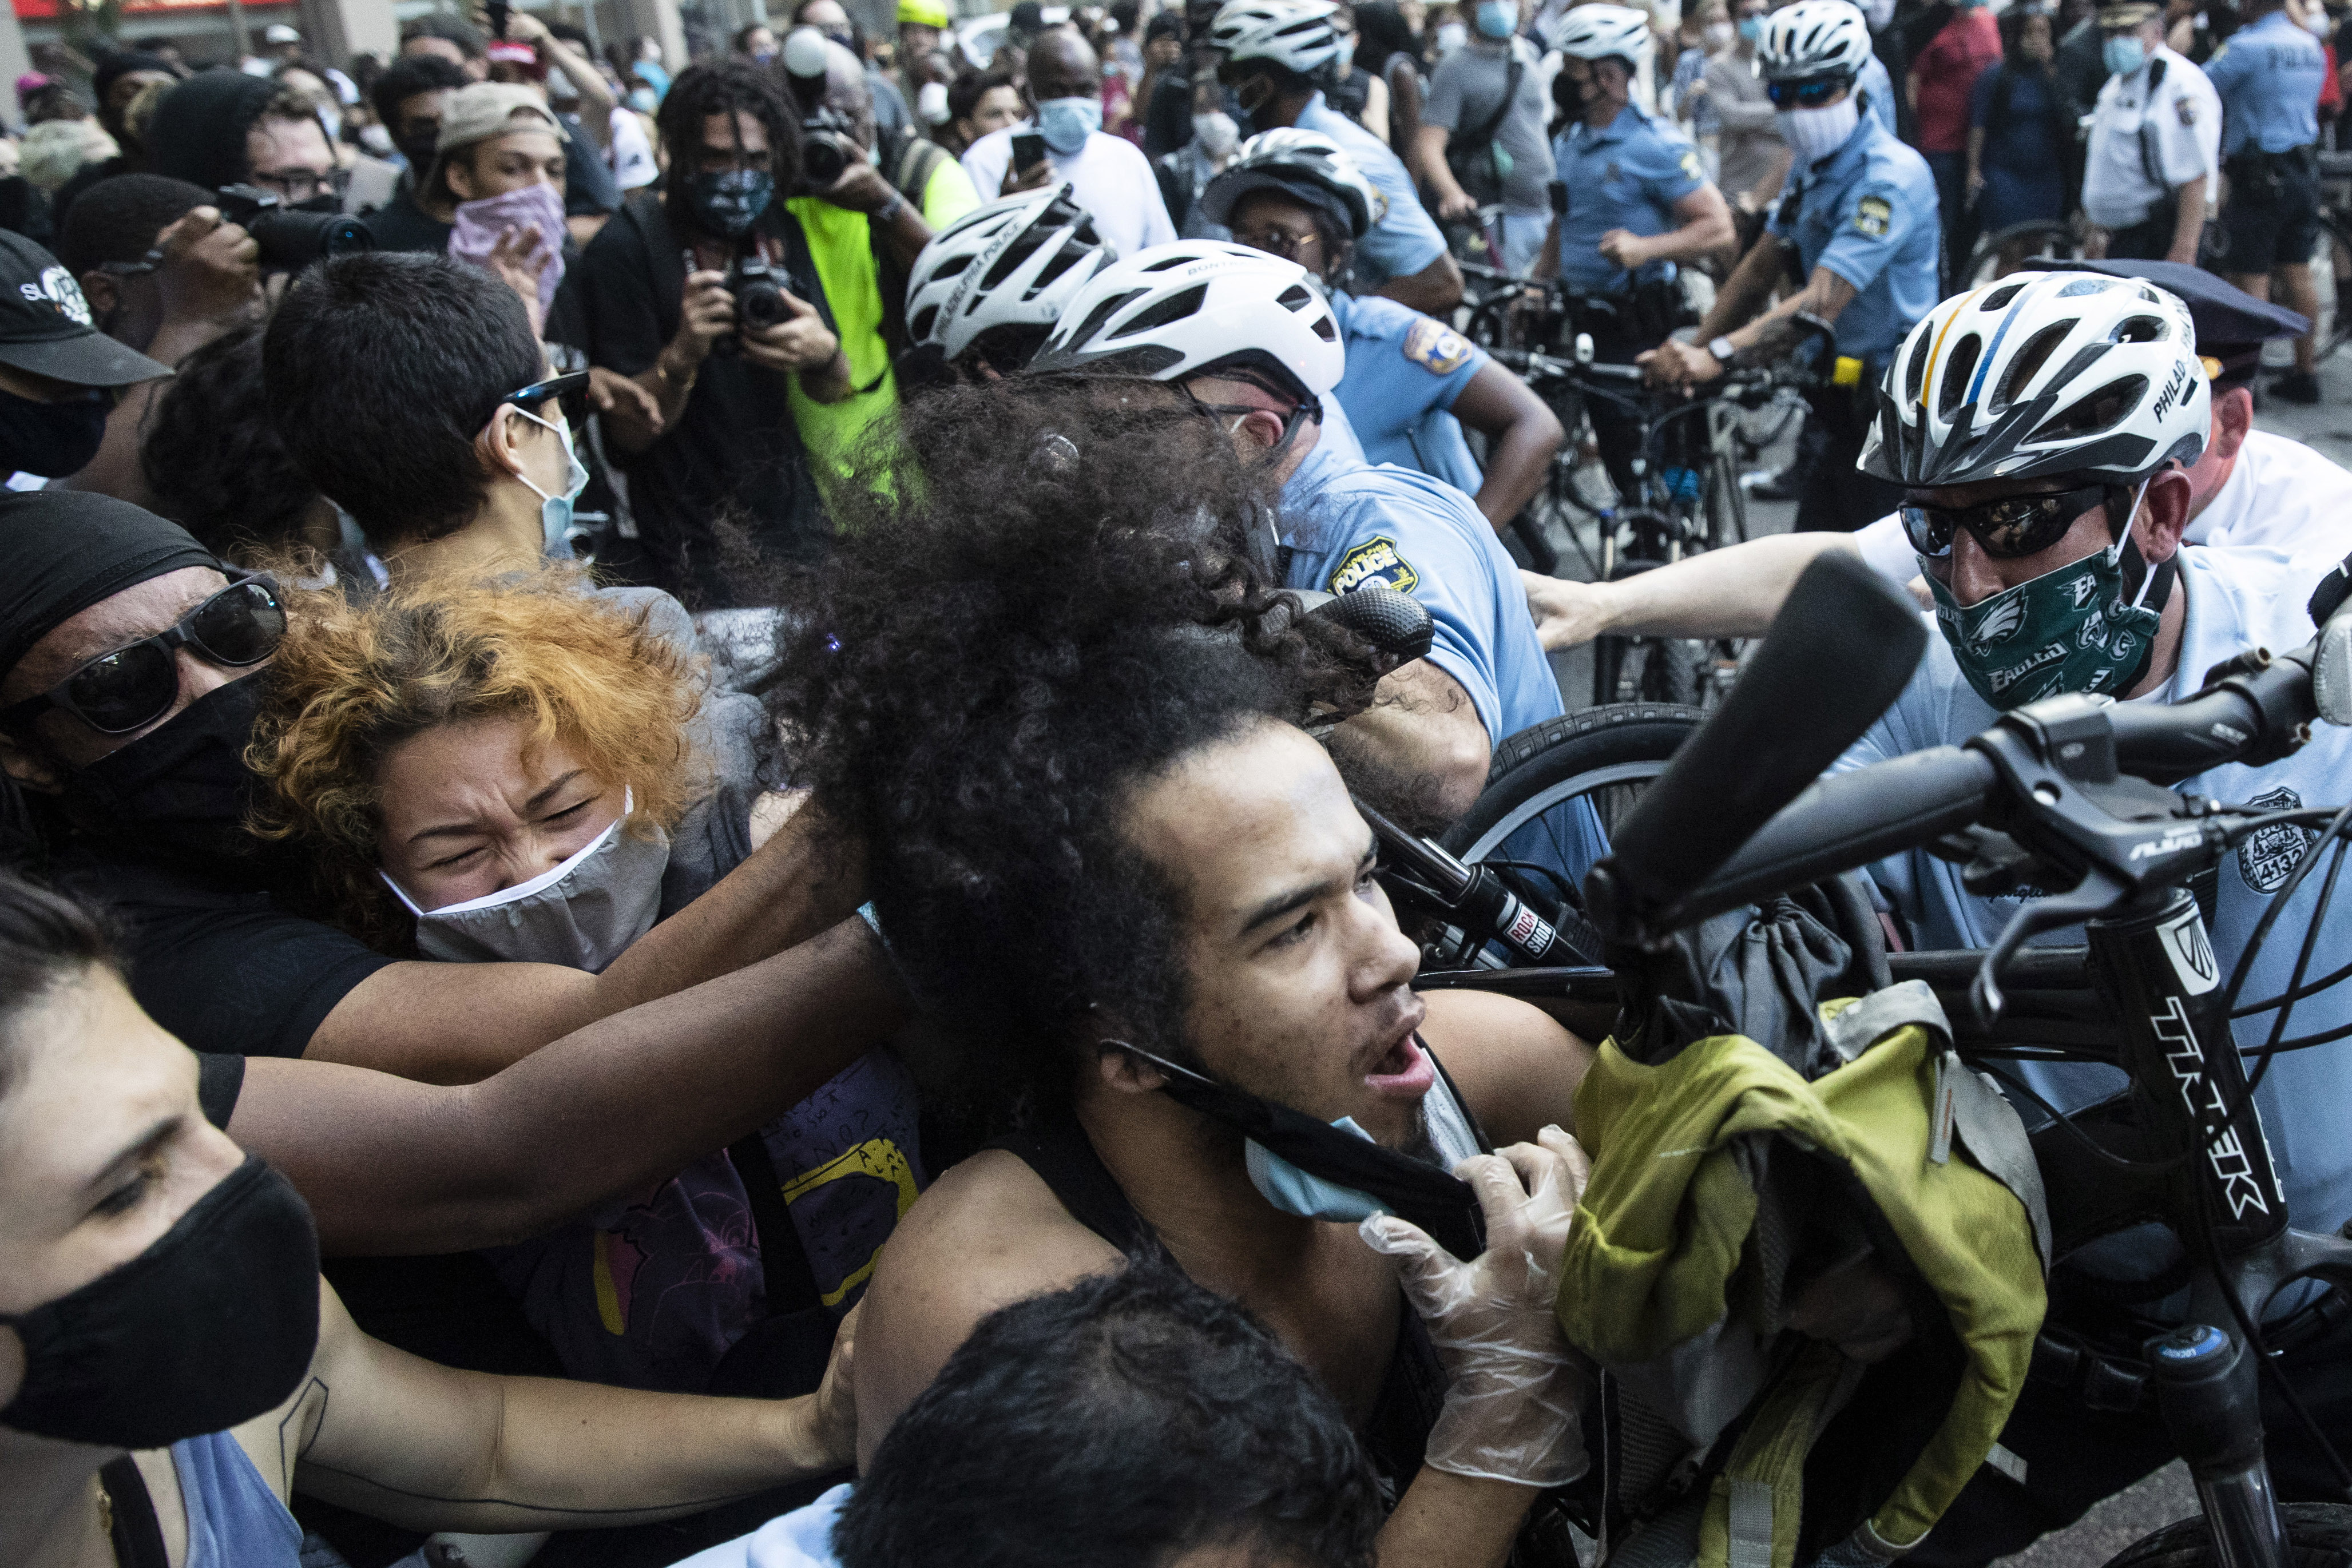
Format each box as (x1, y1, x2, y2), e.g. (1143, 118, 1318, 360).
(0, 228, 170, 388)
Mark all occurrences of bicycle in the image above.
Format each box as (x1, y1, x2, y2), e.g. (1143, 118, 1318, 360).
(1962, 217, 2088, 288)
(1379, 553, 2352, 1568)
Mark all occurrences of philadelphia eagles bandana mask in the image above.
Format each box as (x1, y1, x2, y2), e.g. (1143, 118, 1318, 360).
(1925, 501, 2175, 711)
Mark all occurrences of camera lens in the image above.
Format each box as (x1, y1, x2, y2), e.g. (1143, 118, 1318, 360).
(247, 209, 375, 271)
(739, 279, 788, 329)
(802, 129, 848, 187)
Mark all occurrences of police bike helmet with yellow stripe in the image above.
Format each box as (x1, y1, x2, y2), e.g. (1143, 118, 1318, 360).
(1200, 128, 1385, 243)
(1207, 0, 1348, 78)
(1859, 271, 2210, 490)
(905, 183, 1117, 366)
(1029, 240, 1346, 407)
(1755, 0, 1875, 82)
(1548, 3, 1652, 70)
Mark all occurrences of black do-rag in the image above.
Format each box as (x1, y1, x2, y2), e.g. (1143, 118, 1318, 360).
(146, 70, 285, 192)
(0, 490, 216, 685)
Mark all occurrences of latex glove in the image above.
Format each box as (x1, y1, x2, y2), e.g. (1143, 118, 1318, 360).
(1360, 1124, 1592, 1488)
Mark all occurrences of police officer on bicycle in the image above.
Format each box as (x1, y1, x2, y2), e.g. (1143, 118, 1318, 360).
(1638, 0, 1937, 534)
(1533, 4, 1735, 506)
(2203, 0, 2329, 403)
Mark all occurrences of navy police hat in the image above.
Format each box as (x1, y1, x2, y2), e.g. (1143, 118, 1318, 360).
(2027, 257, 2309, 391)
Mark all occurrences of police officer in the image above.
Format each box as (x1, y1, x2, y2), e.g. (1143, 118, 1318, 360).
(1201, 129, 1568, 528)
(1537, 3, 1736, 505)
(2204, 0, 2328, 402)
(1639, 0, 1937, 534)
(2080, 0, 2220, 267)
(1033, 240, 1581, 839)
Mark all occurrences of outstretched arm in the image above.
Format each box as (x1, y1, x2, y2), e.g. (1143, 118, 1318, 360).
(1522, 532, 1863, 650)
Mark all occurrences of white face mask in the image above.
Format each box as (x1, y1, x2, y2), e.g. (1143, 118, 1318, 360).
(1193, 109, 1240, 157)
(383, 793, 671, 971)
(1703, 19, 1734, 47)
(1777, 96, 1861, 164)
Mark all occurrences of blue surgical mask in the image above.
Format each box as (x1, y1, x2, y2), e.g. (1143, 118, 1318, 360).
(1474, 0, 1518, 38)
(1246, 1117, 1389, 1222)
(1737, 14, 1763, 38)
(2103, 33, 2146, 74)
(513, 407, 589, 559)
(628, 86, 658, 113)
(1035, 94, 1102, 154)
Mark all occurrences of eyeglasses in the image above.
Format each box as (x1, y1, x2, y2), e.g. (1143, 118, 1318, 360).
(247, 168, 338, 203)
(0, 576, 286, 738)
(486, 369, 592, 430)
(1899, 482, 2114, 561)
(1231, 225, 1322, 262)
(1764, 75, 1851, 108)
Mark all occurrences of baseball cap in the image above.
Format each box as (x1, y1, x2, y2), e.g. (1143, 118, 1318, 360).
(433, 81, 560, 158)
(899, 0, 953, 26)
(0, 230, 169, 389)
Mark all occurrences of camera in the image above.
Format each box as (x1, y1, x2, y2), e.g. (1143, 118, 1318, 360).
(215, 184, 372, 271)
(799, 106, 860, 188)
(711, 251, 794, 355)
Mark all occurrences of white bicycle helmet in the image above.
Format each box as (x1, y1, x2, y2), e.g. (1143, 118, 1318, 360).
(1548, 3, 1652, 67)
(1755, 0, 1875, 81)
(1030, 239, 1345, 402)
(904, 184, 1117, 364)
(1208, 0, 1347, 77)
(1860, 271, 2209, 489)
(1200, 127, 1385, 240)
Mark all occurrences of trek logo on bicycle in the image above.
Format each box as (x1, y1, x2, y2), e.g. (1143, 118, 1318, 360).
(1330, 537, 1421, 595)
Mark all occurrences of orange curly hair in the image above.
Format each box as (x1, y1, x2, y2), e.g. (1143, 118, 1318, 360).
(247, 563, 708, 952)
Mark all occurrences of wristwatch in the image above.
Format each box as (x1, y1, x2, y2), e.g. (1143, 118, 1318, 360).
(873, 190, 906, 225)
(1708, 336, 1738, 364)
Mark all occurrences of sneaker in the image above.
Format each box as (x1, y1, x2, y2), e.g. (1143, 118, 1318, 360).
(2274, 370, 2322, 405)
(1743, 466, 1799, 502)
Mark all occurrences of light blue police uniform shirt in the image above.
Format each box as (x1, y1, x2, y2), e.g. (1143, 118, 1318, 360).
(2202, 11, 2325, 156)
(1768, 112, 1939, 367)
(671, 1483, 851, 1567)
(1329, 289, 1486, 496)
(1549, 102, 1707, 296)
(1297, 90, 1451, 285)
(1835, 546, 2352, 1299)
(1857, 50, 1899, 138)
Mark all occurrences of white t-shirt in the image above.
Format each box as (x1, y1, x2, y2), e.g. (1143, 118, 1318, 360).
(2081, 45, 2221, 229)
(1836, 545, 2352, 1281)
(960, 125, 1178, 259)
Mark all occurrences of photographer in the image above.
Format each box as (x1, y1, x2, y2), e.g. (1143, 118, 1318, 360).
(574, 62, 848, 604)
(145, 69, 338, 212)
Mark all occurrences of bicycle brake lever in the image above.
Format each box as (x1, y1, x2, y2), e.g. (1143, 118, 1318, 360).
(1972, 867, 2127, 1028)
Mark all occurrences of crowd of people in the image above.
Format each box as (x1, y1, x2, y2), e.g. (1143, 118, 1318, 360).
(5, 0, 2352, 1565)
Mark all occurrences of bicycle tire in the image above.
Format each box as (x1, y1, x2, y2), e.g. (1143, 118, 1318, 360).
(2101, 1503, 2352, 1568)
(1964, 219, 2077, 286)
(1442, 702, 1705, 864)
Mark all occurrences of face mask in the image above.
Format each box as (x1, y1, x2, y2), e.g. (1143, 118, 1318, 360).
(1247, 1117, 1388, 1221)
(66, 675, 299, 884)
(0, 386, 109, 478)
(918, 79, 952, 124)
(1738, 14, 1764, 38)
(1777, 96, 1861, 162)
(628, 86, 659, 113)
(1474, 0, 1518, 38)
(509, 406, 590, 558)
(1926, 497, 2173, 711)
(689, 168, 774, 237)
(0, 1156, 320, 1450)
(822, 26, 855, 48)
(1704, 19, 1735, 46)
(383, 803, 670, 970)
(1036, 94, 1103, 154)
(753, 46, 779, 61)
(452, 181, 569, 315)
(2104, 33, 2147, 74)
(1437, 18, 1470, 50)
(1193, 108, 1240, 157)
(396, 129, 440, 168)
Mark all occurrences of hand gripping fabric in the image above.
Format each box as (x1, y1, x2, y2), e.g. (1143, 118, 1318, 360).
(904, 183, 1117, 362)
(1557, 982, 2050, 1568)
(1755, 0, 1875, 82)
(1030, 239, 1347, 399)
(1208, 0, 1348, 76)
(1861, 269, 2210, 490)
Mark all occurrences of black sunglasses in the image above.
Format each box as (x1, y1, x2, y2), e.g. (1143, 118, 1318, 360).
(492, 369, 592, 424)
(0, 575, 286, 739)
(1766, 75, 1851, 108)
(1899, 482, 2115, 561)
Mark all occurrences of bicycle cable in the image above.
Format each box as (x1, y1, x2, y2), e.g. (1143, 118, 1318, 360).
(2195, 1203, 2352, 1500)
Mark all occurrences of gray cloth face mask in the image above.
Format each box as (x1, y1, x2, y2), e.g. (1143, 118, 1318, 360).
(382, 799, 670, 971)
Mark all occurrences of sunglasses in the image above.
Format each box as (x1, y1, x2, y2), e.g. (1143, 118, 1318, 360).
(493, 368, 591, 422)
(1899, 482, 2113, 561)
(0, 575, 286, 739)
(1231, 225, 1323, 262)
(1766, 75, 1850, 107)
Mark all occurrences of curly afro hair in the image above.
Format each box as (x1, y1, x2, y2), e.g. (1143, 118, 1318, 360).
(767, 376, 1381, 1122)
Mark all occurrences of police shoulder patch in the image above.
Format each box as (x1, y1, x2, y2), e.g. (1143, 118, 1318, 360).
(1329, 534, 1421, 594)
(1680, 149, 1703, 180)
(2176, 93, 2197, 125)
(1403, 317, 1474, 375)
(1853, 194, 1893, 238)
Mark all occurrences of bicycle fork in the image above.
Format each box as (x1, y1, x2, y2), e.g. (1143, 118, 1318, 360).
(2092, 890, 2292, 1568)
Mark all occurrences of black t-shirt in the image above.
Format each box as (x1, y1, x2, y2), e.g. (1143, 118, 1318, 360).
(1145, 69, 1197, 157)
(198, 1050, 245, 1127)
(573, 192, 831, 607)
(362, 185, 454, 253)
(55, 847, 395, 1059)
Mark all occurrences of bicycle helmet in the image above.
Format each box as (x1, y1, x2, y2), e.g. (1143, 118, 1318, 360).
(1548, 3, 1652, 69)
(1029, 239, 1345, 402)
(1859, 270, 2209, 489)
(1199, 128, 1385, 241)
(905, 184, 1117, 365)
(1207, 0, 1347, 77)
(1755, 0, 1874, 82)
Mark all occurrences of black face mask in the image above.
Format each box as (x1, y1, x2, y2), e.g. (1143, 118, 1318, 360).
(689, 169, 776, 237)
(0, 387, 110, 479)
(0, 1156, 321, 1450)
(64, 673, 295, 884)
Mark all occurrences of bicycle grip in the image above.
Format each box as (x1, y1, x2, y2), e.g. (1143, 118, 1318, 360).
(1585, 550, 1927, 942)
(1675, 747, 1998, 927)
